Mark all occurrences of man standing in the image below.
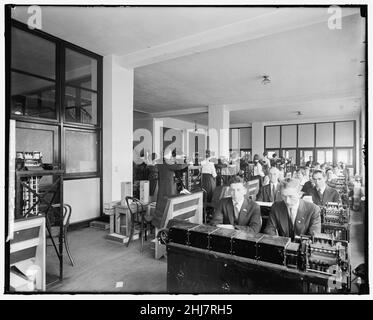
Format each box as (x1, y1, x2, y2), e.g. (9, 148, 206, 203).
(306, 170, 341, 206)
(210, 176, 262, 233)
(257, 167, 282, 202)
(264, 178, 321, 239)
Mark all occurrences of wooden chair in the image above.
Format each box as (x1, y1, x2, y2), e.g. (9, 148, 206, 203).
(48, 204, 74, 266)
(125, 196, 153, 252)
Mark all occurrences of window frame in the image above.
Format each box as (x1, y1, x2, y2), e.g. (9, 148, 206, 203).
(9, 19, 103, 181)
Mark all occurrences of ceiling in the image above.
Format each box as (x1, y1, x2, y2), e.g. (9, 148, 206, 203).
(12, 6, 365, 125)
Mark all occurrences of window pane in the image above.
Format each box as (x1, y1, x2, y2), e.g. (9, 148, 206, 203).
(65, 130, 98, 173)
(267, 150, 279, 159)
(298, 124, 315, 147)
(281, 125, 297, 148)
(283, 149, 297, 164)
(299, 150, 313, 166)
(266, 126, 280, 148)
(316, 149, 332, 164)
(65, 49, 97, 91)
(240, 128, 251, 149)
(12, 27, 55, 79)
(16, 126, 56, 163)
(335, 121, 354, 147)
(65, 86, 97, 125)
(336, 149, 353, 166)
(11, 72, 56, 119)
(316, 123, 333, 147)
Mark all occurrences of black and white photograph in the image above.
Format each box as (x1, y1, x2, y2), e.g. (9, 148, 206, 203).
(1, 1, 370, 301)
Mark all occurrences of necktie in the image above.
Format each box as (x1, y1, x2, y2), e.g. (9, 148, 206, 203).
(233, 202, 240, 220)
(290, 207, 297, 226)
(272, 184, 276, 201)
(317, 189, 323, 202)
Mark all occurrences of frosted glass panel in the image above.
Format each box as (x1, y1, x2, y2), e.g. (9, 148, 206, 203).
(316, 149, 333, 164)
(16, 126, 55, 163)
(281, 125, 297, 148)
(65, 130, 98, 173)
(316, 123, 334, 147)
(298, 124, 315, 147)
(240, 127, 251, 149)
(336, 149, 353, 166)
(265, 126, 280, 148)
(335, 122, 354, 147)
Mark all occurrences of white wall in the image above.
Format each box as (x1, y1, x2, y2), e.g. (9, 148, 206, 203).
(103, 55, 134, 203)
(64, 178, 100, 223)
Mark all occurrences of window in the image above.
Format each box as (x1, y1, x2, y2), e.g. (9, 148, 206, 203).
(335, 122, 354, 147)
(299, 149, 314, 166)
(64, 48, 99, 125)
(65, 129, 98, 174)
(281, 125, 297, 148)
(336, 149, 353, 166)
(316, 149, 333, 164)
(265, 126, 280, 148)
(282, 149, 297, 164)
(10, 22, 102, 179)
(316, 123, 333, 147)
(11, 27, 56, 119)
(298, 124, 315, 148)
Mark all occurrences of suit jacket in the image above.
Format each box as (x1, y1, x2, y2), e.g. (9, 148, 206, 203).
(257, 183, 282, 202)
(210, 197, 262, 233)
(307, 185, 341, 206)
(264, 199, 321, 238)
(153, 163, 188, 228)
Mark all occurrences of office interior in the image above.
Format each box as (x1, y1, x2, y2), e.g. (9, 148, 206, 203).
(5, 6, 368, 294)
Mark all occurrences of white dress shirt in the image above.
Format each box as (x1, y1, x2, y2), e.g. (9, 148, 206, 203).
(287, 201, 299, 226)
(232, 197, 244, 220)
(201, 160, 217, 178)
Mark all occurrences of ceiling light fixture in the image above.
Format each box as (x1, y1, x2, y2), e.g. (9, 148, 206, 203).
(262, 75, 271, 85)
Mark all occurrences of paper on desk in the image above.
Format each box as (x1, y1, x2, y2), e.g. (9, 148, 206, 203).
(216, 224, 235, 230)
(256, 201, 273, 207)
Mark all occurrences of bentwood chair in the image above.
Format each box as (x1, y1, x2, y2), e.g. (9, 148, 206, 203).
(125, 196, 153, 252)
(48, 203, 74, 266)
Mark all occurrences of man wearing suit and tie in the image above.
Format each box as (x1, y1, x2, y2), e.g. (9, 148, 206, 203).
(306, 170, 341, 206)
(257, 166, 282, 202)
(210, 176, 262, 233)
(264, 178, 321, 239)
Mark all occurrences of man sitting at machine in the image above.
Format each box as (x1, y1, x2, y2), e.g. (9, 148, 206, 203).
(264, 178, 321, 239)
(304, 169, 341, 206)
(257, 166, 282, 202)
(210, 176, 262, 233)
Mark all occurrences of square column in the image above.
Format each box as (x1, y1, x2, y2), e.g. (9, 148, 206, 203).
(103, 55, 134, 202)
(208, 105, 230, 160)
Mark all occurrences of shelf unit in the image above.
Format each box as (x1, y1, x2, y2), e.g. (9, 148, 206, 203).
(14, 169, 65, 283)
(9, 216, 46, 291)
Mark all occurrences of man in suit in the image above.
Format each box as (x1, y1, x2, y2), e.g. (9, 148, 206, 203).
(264, 178, 321, 239)
(257, 166, 282, 202)
(306, 170, 341, 206)
(210, 176, 262, 233)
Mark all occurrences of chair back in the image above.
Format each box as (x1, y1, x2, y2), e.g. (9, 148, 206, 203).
(245, 179, 260, 200)
(125, 196, 145, 222)
(51, 203, 72, 228)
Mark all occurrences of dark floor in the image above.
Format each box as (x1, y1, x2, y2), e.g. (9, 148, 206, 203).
(46, 209, 366, 293)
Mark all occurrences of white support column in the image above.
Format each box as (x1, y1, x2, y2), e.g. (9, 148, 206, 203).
(208, 105, 230, 160)
(103, 55, 134, 202)
(251, 122, 265, 157)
